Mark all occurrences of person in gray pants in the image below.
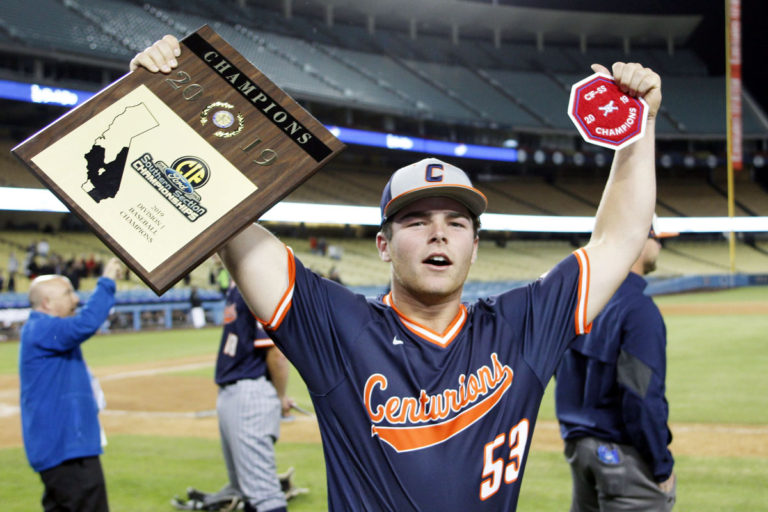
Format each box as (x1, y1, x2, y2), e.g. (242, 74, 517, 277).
(555, 218, 676, 511)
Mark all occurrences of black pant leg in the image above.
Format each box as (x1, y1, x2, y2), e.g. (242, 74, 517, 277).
(39, 456, 109, 512)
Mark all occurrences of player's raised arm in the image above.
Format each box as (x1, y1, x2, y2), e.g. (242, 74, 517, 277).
(583, 62, 661, 324)
(130, 37, 290, 320)
(218, 223, 289, 323)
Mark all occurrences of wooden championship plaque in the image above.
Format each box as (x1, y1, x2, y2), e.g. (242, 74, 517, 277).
(12, 25, 345, 295)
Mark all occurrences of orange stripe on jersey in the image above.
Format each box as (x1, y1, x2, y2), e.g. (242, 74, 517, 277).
(259, 246, 296, 331)
(572, 248, 592, 335)
(383, 293, 467, 347)
(371, 366, 514, 452)
(253, 338, 274, 348)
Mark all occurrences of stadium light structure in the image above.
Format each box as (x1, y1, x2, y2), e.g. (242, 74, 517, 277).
(1, 186, 767, 234)
(326, 126, 518, 162)
(0, 79, 92, 107)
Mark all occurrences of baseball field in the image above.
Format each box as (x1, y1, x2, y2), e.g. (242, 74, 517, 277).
(1, 285, 767, 511)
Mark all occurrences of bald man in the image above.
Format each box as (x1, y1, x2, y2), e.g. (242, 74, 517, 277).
(20, 257, 122, 512)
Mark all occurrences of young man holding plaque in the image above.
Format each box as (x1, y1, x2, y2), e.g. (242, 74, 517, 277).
(133, 36, 662, 511)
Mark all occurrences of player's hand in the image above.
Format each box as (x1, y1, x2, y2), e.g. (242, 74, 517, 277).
(281, 396, 296, 417)
(102, 257, 124, 282)
(658, 472, 675, 493)
(591, 62, 662, 120)
(129, 34, 180, 73)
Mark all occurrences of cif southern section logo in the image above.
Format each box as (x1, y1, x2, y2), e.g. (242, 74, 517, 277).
(131, 153, 209, 222)
(200, 101, 244, 138)
(166, 156, 211, 200)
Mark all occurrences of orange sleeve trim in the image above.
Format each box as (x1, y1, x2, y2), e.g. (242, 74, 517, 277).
(573, 249, 593, 335)
(253, 338, 275, 348)
(257, 246, 296, 331)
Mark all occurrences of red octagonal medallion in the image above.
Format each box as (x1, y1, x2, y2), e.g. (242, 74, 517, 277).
(568, 73, 649, 150)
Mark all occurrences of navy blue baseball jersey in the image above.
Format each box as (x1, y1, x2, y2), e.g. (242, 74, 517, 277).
(261, 247, 591, 511)
(555, 271, 674, 481)
(215, 285, 274, 386)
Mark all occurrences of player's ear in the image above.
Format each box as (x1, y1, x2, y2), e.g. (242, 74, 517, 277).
(376, 231, 392, 262)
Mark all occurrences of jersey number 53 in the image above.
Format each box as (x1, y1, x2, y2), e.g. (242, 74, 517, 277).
(480, 418, 530, 500)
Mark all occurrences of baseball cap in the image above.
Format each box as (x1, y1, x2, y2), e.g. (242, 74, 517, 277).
(379, 158, 487, 224)
(649, 214, 678, 239)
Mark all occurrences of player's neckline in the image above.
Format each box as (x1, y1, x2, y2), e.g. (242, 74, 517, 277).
(383, 292, 467, 348)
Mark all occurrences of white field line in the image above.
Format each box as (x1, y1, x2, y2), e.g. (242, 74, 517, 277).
(96, 361, 214, 382)
(1, 361, 318, 420)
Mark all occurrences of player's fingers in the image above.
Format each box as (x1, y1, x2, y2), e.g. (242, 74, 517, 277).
(635, 70, 661, 98)
(129, 52, 157, 72)
(614, 62, 643, 96)
(130, 48, 165, 73)
(590, 63, 611, 76)
(130, 39, 177, 73)
(611, 62, 625, 85)
(155, 36, 180, 67)
(162, 34, 181, 57)
(627, 64, 651, 97)
(148, 41, 176, 73)
(637, 71, 662, 117)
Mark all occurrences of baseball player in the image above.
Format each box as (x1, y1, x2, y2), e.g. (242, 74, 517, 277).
(555, 216, 676, 511)
(132, 37, 661, 511)
(174, 283, 295, 512)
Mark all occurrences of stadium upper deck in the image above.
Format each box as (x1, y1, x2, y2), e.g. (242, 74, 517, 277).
(0, 0, 766, 140)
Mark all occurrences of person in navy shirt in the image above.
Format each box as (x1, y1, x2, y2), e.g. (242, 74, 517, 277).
(19, 257, 122, 512)
(133, 37, 662, 511)
(555, 217, 677, 511)
(178, 283, 293, 512)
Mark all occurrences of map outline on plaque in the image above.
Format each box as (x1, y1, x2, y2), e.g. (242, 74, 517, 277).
(31, 84, 257, 273)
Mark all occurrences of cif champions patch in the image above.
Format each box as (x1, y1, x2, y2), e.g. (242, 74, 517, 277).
(131, 153, 209, 222)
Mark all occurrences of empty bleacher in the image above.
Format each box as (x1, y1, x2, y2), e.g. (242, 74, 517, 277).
(1, 0, 133, 59)
(657, 176, 738, 217)
(417, 62, 543, 128)
(709, 168, 768, 216)
(1, 0, 765, 137)
(659, 239, 768, 276)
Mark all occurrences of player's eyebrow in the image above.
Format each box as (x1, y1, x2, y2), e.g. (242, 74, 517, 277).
(395, 210, 472, 228)
(445, 211, 471, 222)
(396, 210, 430, 222)
(397, 209, 471, 223)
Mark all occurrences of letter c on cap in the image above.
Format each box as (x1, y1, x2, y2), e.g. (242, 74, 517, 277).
(425, 164, 444, 182)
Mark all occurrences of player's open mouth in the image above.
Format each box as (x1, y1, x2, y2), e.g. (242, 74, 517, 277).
(423, 254, 451, 266)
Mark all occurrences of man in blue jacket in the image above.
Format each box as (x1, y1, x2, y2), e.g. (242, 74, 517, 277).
(555, 217, 676, 511)
(19, 257, 123, 512)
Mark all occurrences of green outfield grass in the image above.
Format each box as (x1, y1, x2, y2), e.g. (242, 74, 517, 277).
(519, 450, 768, 512)
(2, 286, 768, 510)
(0, 436, 328, 512)
(0, 326, 222, 374)
(653, 284, 768, 304)
(536, 306, 768, 425)
(3, 436, 767, 511)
